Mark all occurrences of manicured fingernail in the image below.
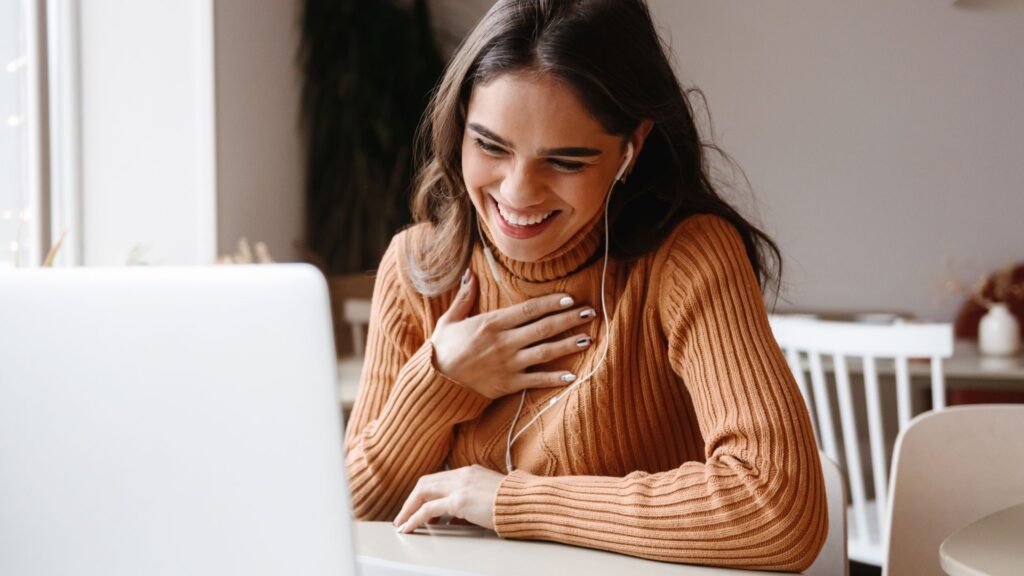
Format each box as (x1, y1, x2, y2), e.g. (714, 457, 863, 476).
(576, 336, 592, 348)
(462, 269, 471, 285)
(396, 522, 408, 533)
(580, 308, 596, 319)
(561, 373, 577, 383)
(559, 296, 574, 308)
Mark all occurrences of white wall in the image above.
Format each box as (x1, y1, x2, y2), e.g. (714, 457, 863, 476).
(433, 0, 1024, 321)
(79, 0, 216, 266)
(213, 0, 304, 263)
(76, 0, 1021, 315)
(77, 0, 305, 266)
(648, 0, 1024, 321)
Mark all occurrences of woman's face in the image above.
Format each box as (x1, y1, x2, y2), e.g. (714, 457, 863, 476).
(461, 72, 630, 262)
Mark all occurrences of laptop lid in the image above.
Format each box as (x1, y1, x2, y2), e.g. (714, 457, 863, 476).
(0, 265, 356, 575)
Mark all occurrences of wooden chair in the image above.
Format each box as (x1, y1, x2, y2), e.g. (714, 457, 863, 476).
(806, 452, 849, 576)
(769, 315, 954, 567)
(883, 405, 1024, 576)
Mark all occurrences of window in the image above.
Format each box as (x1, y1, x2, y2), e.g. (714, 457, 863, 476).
(0, 0, 43, 268)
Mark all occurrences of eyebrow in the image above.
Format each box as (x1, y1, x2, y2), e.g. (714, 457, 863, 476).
(468, 122, 602, 158)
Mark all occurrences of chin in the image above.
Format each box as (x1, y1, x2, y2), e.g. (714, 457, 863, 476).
(491, 239, 546, 263)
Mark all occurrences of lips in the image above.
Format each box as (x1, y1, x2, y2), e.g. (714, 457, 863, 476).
(496, 203, 556, 227)
(489, 196, 561, 240)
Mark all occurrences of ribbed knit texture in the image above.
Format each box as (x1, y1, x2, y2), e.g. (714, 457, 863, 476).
(345, 214, 827, 572)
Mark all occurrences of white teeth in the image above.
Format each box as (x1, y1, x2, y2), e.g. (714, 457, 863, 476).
(496, 203, 555, 227)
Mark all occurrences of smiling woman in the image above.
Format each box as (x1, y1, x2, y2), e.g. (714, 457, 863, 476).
(460, 72, 649, 261)
(344, 0, 827, 571)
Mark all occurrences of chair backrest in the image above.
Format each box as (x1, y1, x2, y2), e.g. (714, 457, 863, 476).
(343, 298, 372, 356)
(769, 316, 954, 565)
(806, 452, 848, 576)
(883, 405, 1024, 576)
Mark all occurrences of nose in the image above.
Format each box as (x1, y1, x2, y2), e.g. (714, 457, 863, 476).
(498, 159, 546, 209)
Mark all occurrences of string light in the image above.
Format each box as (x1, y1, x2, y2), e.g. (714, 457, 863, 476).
(4, 43, 29, 267)
(6, 57, 25, 73)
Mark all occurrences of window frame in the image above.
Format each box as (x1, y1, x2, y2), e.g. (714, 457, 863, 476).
(45, 0, 83, 266)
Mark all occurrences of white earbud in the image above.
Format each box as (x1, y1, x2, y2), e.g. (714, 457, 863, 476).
(615, 142, 634, 184)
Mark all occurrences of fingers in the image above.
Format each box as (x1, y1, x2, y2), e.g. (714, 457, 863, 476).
(511, 333, 592, 371)
(393, 474, 444, 529)
(394, 466, 504, 533)
(510, 369, 581, 392)
(505, 305, 597, 349)
(490, 293, 578, 329)
(439, 269, 477, 325)
(396, 497, 452, 534)
(393, 471, 460, 534)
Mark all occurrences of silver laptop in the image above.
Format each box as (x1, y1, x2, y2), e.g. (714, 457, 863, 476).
(0, 265, 358, 575)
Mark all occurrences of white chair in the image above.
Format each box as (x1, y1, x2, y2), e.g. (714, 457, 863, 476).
(337, 297, 371, 412)
(883, 405, 1024, 576)
(769, 316, 954, 567)
(806, 452, 849, 576)
(343, 298, 372, 356)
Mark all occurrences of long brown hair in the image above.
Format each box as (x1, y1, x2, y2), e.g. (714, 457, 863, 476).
(408, 0, 781, 299)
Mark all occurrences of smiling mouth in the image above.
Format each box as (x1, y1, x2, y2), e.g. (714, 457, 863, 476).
(492, 197, 561, 228)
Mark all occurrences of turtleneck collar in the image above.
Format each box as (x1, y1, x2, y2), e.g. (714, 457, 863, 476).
(478, 208, 605, 283)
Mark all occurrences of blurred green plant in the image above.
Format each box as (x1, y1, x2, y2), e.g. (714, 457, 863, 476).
(300, 0, 444, 275)
(42, 230, 66, 267)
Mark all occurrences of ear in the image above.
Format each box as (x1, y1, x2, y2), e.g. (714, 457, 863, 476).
(625, 119, 655, 174)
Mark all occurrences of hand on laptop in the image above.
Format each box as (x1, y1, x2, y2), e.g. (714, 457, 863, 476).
(393, 464, 503, 534)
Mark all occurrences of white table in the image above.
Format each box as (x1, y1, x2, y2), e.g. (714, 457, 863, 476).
(934, 341, 1024, 381)
(939, 502, 1024, 576)
(354, 521, 796, 576)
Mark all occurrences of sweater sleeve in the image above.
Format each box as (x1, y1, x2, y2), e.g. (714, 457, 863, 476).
(491, 216, 827, 572)
(344, 233, 491, 520)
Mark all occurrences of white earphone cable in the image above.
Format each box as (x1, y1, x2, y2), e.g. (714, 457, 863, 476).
(503, 198, 613, 473)
(501, 143, 630, 471)
(471, 144, 632, 474)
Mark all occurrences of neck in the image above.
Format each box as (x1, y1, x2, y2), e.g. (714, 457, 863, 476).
(478, 209, 605, 283)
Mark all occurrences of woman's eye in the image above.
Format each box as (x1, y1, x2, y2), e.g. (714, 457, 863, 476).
(548, 159, 587, 172)
(473, 138, 505, 155)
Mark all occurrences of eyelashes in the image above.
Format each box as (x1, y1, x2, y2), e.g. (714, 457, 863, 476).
(473, 137, 504, 155)
(549, 158, 587, 171)
(472, 137, 588, 172)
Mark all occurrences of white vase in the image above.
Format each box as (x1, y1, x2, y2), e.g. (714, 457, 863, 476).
(978, 303, 1021, 356)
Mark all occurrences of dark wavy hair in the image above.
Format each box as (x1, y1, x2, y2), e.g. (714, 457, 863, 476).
(407, 0, 781, 299)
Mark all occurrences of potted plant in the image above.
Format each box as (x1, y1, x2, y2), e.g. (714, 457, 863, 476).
(299, 0, 443, 356)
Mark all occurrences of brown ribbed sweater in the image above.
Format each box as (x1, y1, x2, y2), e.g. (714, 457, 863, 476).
(345, 214, 826, 572)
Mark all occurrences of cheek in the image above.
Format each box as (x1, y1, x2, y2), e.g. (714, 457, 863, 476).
(558, 176, 608, 217)
(461, 150, 501, 200)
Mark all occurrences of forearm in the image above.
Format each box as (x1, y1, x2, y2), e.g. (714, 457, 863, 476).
(493, 443, 824, 571)
(345, 340, 490, 520)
